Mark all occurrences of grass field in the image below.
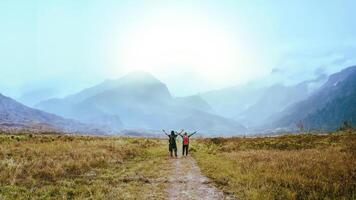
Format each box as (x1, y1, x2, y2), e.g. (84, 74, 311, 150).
(1, 131, 355, 200)
(0, 134, 171, 200)
(191, 130, 356, 200)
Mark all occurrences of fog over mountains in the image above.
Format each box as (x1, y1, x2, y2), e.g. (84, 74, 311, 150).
(201, 66, 355, 132)
(201, 73, 327, 129)
(36, 72, 246, 134)
(1, 66, 355, 135)
(270, 65, 356, 131)
(0, 93, 97, 133)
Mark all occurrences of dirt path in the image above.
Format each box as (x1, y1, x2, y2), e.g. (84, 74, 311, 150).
(166, 151, 227, 200)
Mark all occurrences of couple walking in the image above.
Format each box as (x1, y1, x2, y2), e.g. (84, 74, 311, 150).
(163, 129, 196, 157)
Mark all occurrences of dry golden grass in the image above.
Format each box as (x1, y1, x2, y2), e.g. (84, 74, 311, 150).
(1, 131, 355, 200)
(191, 131, 356, 200)
(0, 134, 171, 200)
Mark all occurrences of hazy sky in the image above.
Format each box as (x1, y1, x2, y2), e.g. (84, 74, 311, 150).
(1, 0, 356, 99)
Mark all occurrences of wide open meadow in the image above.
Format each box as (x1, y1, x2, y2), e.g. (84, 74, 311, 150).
(0, 130, 355, 200)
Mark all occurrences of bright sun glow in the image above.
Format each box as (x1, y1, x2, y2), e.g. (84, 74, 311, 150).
(115, 8, 255, 90)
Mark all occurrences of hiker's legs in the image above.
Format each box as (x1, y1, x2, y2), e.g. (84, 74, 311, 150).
(182, 145, 185, 156)
(183, 145, 188, 156)
(169, 146, 173, 157)
(174, 148, 177, 157)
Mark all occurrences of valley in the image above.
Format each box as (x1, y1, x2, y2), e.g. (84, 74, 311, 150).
(1, 66, 355, 136)
(0, 130, 355, 199)
(1, 1, 355, 199)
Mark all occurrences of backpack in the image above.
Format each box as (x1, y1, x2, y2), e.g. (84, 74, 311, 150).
(183, 135, 189, 145)
(169, 135, 176, 145)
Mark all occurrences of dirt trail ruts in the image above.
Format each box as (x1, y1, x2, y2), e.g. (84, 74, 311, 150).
(166, 152, 229, 200)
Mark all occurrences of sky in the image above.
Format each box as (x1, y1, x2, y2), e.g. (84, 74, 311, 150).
(1, 0, 356, 99)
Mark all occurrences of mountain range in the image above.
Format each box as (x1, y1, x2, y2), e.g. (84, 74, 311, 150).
(1, 66, 355, 135)
(270, 65, 356, 131)
(200, 74, 327, 129)
(0, 93, 97, 133)
(36, 72, 246, 134)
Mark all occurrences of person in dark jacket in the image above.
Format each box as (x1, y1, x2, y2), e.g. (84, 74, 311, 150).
(163, 129, 183, 157)
(178, 131, 196, 156)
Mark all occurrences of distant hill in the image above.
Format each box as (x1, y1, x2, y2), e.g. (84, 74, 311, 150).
(174, 95, 214, 113)
(201, 75, 326, 128)
(18, 88, 57, 107)
(0, 93, 97, 133)
(272, 66, 356, 131)
(200, 84, 266, 118)
(37, 71, 246, 134)
(237, 81, 314, 128)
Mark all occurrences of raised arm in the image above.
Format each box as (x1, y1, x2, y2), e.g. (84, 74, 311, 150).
(177, 129, 184, 136)
(162, 129, 169, 137)
(188, 131, 197, 137)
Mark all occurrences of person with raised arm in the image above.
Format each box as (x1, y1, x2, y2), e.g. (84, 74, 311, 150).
(178, 131, 196, 156)
(162, 129, 184, 157)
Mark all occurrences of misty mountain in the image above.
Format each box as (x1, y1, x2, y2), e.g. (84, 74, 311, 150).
(200, 85, 266, 118)
(271, 65, 356, 131)
(0, 93, 95, 133)
(236, 80, 318, 128)
(37, 72, 246, 134)
(201, 75, 326, 128)
(18, 88, 57, 107)
(174, 95, 214, 113)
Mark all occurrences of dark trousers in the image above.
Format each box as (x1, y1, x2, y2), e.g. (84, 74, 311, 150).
(169, 146, 177, 157)
(182, 144, 189, 156)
